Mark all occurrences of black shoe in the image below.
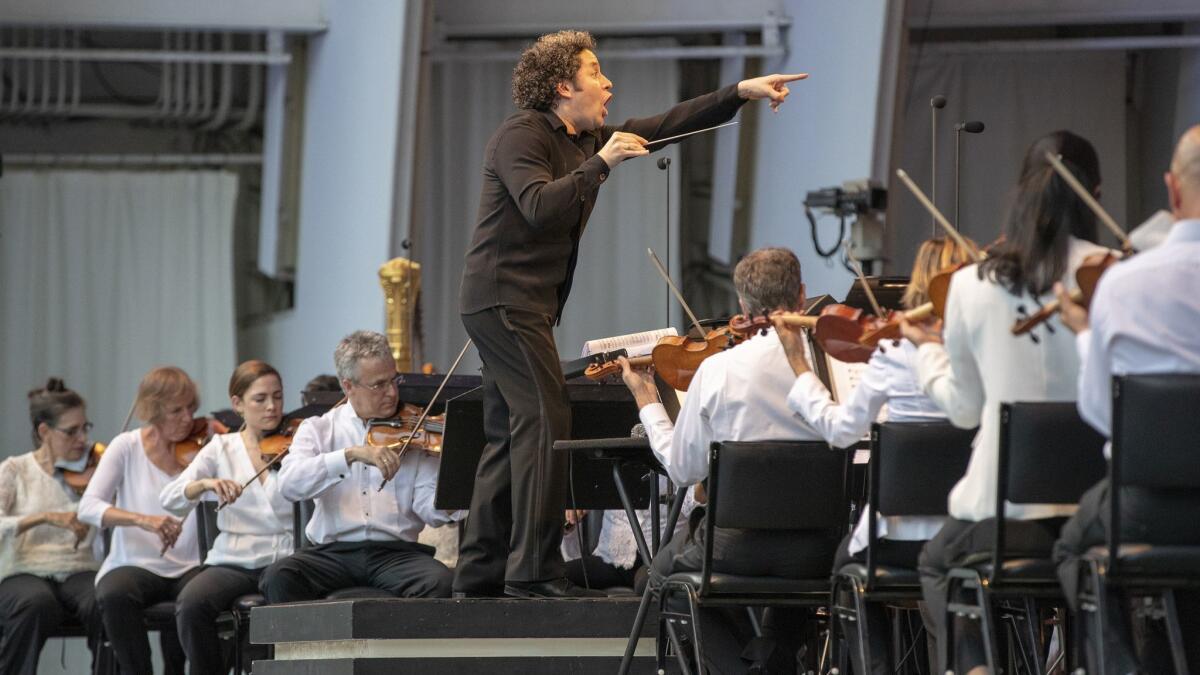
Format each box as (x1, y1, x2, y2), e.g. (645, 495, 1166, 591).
(503, 578, 606, 599)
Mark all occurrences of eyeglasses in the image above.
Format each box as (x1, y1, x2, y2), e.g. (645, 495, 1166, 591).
(356, 375, 400, 393)
(54, 422, 94, 438)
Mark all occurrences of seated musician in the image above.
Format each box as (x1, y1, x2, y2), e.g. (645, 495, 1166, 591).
(774, 235, 977, 675)
(1052, 124, 1200, 673)
(0, 379, 101, 675)
(78, 366, 205, 675)
(898, 130, 1116, 675)
(619, 246, 828, 673)
(159, 360, 294, 675)
(260, 330, 460, 602)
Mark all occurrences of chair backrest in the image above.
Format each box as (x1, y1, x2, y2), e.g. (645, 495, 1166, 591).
(872, 422, 975, 518)
(196, 501, 220, 562)
(998, 402, 1106, 507)
(993, 402, 1107, 581)
(708, 441, 849, 532)
(294, 499, 315, 549)
(1110, 374, 1200, 564)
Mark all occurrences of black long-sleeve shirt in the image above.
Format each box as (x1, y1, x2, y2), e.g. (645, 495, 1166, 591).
(459, 84, 747, 322)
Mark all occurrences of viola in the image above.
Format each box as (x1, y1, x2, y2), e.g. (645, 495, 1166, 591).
(173, 417, 229, 467)
(62, 442, 106, 496)
(366, 403, 445, 456)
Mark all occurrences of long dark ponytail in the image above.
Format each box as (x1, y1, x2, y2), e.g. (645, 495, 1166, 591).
(979, 130, 1101, 297)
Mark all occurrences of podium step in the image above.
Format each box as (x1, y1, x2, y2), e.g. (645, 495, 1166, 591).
(250, 597, 660, 674)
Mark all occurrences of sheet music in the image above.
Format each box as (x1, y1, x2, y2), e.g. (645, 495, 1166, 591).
(582, 327, 679, 358)
(824, 354, 868, 404)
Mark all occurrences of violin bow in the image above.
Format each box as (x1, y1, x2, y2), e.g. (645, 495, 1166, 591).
(895, 169, 983, 263)
(646, 248, 705, 337)
(845, 245, 885, 318)
(1044, 151, 1134, 254)
(377, 338, 473, 491)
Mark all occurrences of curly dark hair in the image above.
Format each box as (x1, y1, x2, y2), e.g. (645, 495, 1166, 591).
(511, 30, 597, 111)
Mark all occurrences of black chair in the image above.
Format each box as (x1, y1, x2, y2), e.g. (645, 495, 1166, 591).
(1077, 374, 1200, 674)
(291, 500, 394, 600)
(943, 402, 1106, 674)
(656, 441, 850, 674)
(832, 421, 975, 673)
(195, 501, 266, 674)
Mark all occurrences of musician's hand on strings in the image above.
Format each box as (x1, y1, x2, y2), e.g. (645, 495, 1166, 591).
(564, 509, 588, 532)
(771, 313, 812, 376)
(204, 478, 244, 507)
(597, 131, 649, 169)
(900, 317, 944, 346)
(737, 73, 808, 113)
(348, 445, 401, 481)
(618, 356, 660, 409)
(1054, 282, 1090, 334)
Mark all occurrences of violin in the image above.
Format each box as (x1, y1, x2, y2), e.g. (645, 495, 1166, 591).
(1010, 251, 1120, 336)
(366, 403, 445, 456)
(730, 308, 881, 363)
(61, 442, 106, 496)
(172, 417, 229, 467)
(583, 324, 745, 390)
(259, 418, 303, 464)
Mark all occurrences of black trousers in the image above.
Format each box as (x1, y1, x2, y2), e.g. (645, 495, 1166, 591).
(259, 541, 451, 603)
(918, 516, 1066, 673)
(95, 565, 204, 675)
(455, 307, 572, 591)
(0, 571, 100, 675)
(176, 564, 262, 675)
(649, 524, 838, 673)
(832, 535, 929, 675)
(1054, 479, 1200, 673)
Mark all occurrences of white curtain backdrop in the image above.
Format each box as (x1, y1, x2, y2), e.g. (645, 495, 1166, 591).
(411, 49, 681, 373)
(891, 50, 1128, 270)
(0, 170, 239, 458)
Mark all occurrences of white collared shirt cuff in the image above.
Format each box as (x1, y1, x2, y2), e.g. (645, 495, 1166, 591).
(323, 449, 351, 481)
(638, 402, 671, 429)
(1075, 328, 1091, 362)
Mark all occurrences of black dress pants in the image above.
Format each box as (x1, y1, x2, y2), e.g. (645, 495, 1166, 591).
(1054, 479, 1200, 673)
(260, 541, 451, 603)
(455, 307, 573, 592)
(176, 564, 263, 675)
(0, 571, 100, 675)
(832, 535, 929, 675)
(918, 516, 1066, 673)
(95, 565, 204, 675)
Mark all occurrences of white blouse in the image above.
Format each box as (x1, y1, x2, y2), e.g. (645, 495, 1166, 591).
(788, 339, 947, 554)
(159, 433, 293, 569)
(78, 429, 200, 582)
(0, 453, 100, 582)
(915, 237, 1112, 522)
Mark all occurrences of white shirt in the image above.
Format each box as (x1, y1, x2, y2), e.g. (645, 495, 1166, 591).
(638, 328, 823, 487)
(915, 237, 1113, 522)
(1075, 218, 1200, 451)
(276, 402, 459, 546)
(788, 339, 947, 553)
(0, 453, 100, 582)
(78, 429, 200, 582)
(159, 433, 293, 569)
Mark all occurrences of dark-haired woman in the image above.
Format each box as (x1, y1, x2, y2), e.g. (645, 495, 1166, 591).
(0, 379, 102, 675)
(160, 360, 293, 675)
(900, 130, 1117, 674)
(78, 366, 204, 675)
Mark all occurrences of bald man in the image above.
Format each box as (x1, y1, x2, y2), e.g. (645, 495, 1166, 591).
(1053, 125, 1200, 673)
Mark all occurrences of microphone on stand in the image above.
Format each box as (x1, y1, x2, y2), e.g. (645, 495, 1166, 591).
(930, 95, 947, 236)
(658, 156, 672, 328)
(953, 120, 985, 231)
